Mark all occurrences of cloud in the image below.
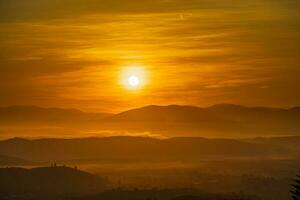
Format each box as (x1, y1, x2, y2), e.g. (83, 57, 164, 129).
(1, 0, 299, 21)
(0, 0, 238, 21)
(0, 0, 300, 111)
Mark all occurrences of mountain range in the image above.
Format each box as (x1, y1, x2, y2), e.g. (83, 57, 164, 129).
(0, 104, 300, 138)
(0, 136, 299, 165)
(0, 154, 33, 165)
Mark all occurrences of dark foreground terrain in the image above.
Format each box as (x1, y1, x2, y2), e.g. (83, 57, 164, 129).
(0, 166, 107, 199)
(0, 166, 256, 200)
(73, 190, 257, 200)
(0, 136, 299, 200)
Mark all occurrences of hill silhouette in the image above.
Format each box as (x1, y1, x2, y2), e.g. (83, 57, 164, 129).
(109, 105, 224, 122)
(74, 190, 252, 200)
(0, 136, 298, 163)
(0, 166, 107, 198)
(0, 154, 33, 165)
(170, 194, 246, 200)
(0, 105, 110, 125)
(1, 104, 300, 138)
(104, 104, 300, 137)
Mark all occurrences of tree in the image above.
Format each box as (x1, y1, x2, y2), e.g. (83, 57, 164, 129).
(291, 172, 300, 200)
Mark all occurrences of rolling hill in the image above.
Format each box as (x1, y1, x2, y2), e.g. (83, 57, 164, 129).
(108, 105, 223, 122)
(102, 104, 300, 137)
(0, 105, 110, 125)
(0, 104, 300, 138)
(0, 136, 298, 163)
(0, 166, 107, 197)
(0, 154, 34, 166)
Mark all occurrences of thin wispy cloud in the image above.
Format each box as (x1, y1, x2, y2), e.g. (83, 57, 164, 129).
(0, 0, 299, 111)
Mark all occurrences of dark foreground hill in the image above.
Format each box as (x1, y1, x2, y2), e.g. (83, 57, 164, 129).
(0, 166, 107, 198)
(0, 136, 299, 164)
(73, 189, 255, 200)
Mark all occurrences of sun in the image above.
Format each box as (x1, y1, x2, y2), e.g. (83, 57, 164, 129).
(120, 66, 147, 90)
(128, 75, 140, 87)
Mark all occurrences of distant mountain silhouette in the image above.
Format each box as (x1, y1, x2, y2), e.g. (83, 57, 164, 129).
(1, 104, 300, 137)
(0, 154, 33, 165)
(0, 105, 110, 125)
(109, 105, 223, 122)
(105, 104, 300, 137)
(209, 104, 300, 126)
(109, 104, 300, 122)
(0, 136, 298, 163)
(0, 166, 107, 198)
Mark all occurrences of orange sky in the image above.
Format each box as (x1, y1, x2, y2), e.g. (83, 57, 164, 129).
(0, 0, 300, 112)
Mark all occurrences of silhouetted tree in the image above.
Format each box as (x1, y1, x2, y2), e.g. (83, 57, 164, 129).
(291, 172, 300, 200)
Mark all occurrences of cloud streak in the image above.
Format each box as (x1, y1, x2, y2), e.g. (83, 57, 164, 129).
(0, 0, 299, 111)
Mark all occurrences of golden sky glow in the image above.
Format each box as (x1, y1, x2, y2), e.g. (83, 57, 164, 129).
(0, 0, 300, 112)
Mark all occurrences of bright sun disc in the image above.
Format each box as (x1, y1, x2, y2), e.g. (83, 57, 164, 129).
(128, 75, 140, 87)
(120, 66, 147, 90)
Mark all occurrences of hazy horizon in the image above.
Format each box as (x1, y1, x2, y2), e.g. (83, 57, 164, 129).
(1, 103, 300, 114)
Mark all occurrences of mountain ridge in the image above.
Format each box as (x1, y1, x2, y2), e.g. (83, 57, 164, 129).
(1, 104, 300, 138)
(2, 104, 300, 115)
(0, 136, 298, 163)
